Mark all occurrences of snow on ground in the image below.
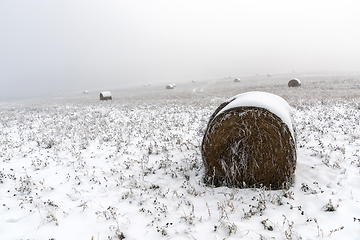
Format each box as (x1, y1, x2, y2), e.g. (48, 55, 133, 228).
(1, 73, 360, 239)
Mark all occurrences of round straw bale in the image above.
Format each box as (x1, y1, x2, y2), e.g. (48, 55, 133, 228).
(201, 92, 296, 189)
(288, 78, 301, 87)
(99, 91, 112, 100)
(234, 78, 240, 82)
(166, 84, 175, 89)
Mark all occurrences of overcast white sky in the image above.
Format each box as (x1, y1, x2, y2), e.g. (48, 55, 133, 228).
(1, 0, 360, 100)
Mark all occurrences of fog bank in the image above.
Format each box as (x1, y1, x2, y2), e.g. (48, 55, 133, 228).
(1, 0, 360, 100)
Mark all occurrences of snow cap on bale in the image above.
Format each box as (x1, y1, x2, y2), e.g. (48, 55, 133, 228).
(216, 92, 295, 138)
(201, 91, 296, 189)
(288, 78, 301, 87)
(99, 91, 112, 100)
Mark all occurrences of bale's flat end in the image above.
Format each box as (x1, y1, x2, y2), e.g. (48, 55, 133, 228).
(201, 105, 296, 189)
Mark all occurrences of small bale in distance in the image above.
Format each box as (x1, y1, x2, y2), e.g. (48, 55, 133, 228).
(201, 91, 296, 189)
(99, 91, 112, 100)
(234, 78, 241, 83)
(166, 84, 175, 89)
(267, 73, 272, 77)
(83, 90, 89, 94)
(288, 78, 301, 87)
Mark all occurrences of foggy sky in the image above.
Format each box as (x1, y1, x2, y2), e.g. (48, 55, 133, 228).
(1, 0, 360, 100)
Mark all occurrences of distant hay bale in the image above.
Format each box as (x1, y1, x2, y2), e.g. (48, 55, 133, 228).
(166, 84, 175, 89)
(288, 78, 301, 87)
(192, 80, 196, 83)
(234, 78, 240, 82)
(99, 91, 112, 100)
(83, 90, 89, 94)
(267, 73, 272, 77)
(201, 92, 296, 189)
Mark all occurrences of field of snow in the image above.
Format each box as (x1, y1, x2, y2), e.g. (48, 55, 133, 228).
(1, 73, 360, 239)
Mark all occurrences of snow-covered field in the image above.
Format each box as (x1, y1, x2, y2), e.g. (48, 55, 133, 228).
(1, 73, 360, 239)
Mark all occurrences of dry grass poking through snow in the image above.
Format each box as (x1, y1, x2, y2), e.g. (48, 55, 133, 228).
(1, 73, 360, 239)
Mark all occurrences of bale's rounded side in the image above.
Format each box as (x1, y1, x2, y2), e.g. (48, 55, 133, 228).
(201, 106, 296, 189)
